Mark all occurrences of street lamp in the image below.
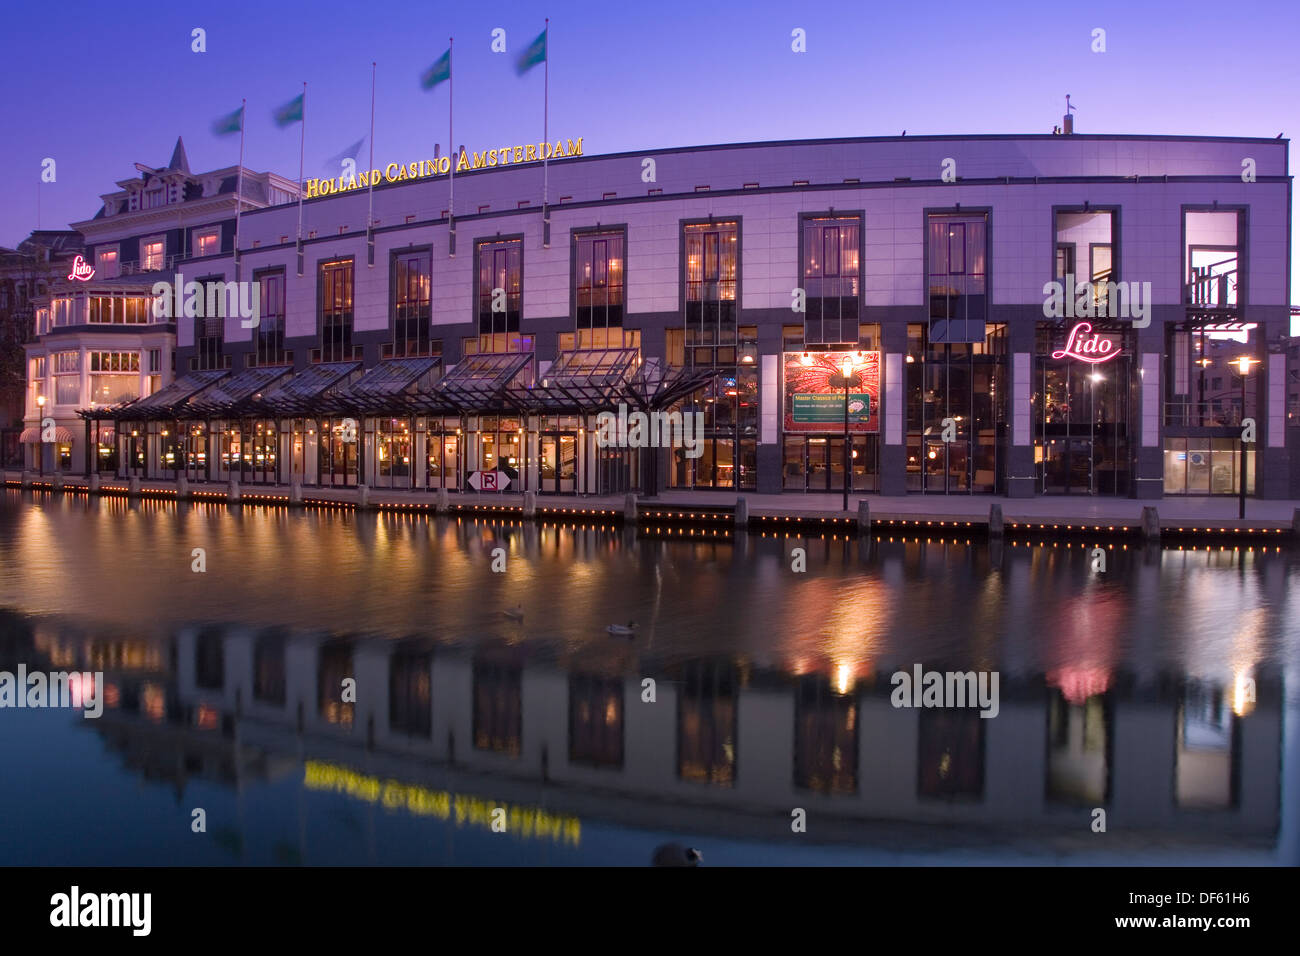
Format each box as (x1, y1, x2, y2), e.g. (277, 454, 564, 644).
(827, 354, 864, 512)
(35, 394, 46, 478)
(1233, 355, 1260, 520)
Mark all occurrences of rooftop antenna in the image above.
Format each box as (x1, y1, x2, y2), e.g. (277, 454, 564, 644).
(1064, 95, 1076, 134)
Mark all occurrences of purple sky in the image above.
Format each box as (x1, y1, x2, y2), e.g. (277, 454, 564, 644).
(2, 0, 1296, 301)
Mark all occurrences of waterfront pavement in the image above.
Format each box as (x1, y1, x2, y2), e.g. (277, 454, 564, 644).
(7, 469, 1300, 533)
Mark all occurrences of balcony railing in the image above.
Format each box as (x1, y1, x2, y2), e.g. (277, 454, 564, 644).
(1186, 259, 1238, 309)
(1164, 401, 1247, 428)
(117, 255, 183, 277)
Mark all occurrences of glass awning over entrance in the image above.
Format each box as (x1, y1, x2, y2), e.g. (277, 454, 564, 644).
(519, 348, 640, 411)
(327, 357, 444, 416)
(183, 365, 296, 418)
(85, 369, 231, 422)
(424, 351, 535, 413)
(243, 362, 363, 417)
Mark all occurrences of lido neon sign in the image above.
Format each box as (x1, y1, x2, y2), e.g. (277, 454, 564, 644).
(66, 255, 94, 281)
(1051, 322, 1121, 364)
(304, 137, 584, 199)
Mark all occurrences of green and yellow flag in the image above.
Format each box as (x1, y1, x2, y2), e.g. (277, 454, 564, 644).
(421, 49, 451, 90)
(515, 28, 546, 76)
(273, 93, 304, 128)
(212, 105, 244, 136)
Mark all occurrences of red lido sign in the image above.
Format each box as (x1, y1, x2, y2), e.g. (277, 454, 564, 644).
(1051, 322, 1121, 364)
(66, 255, 95, 281)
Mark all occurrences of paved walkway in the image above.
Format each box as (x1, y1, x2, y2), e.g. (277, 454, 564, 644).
(7, 471, 1298, 531)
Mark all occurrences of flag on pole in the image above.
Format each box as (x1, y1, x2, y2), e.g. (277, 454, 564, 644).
(273, 93, 305, 127)
(515, 28, 546, 75)
(421, 49, 451, 90)
(212, 105, 245, 136)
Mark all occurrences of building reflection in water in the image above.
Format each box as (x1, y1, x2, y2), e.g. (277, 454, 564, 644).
(0, 579, 1292, 862)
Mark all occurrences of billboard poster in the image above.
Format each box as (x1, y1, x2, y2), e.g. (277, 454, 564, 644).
(782, 351, 881, 434)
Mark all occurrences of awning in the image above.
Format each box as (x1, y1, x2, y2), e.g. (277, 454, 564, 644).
(244, 362, 363, 417)
(19, 426, 75, 442)
(329, 357, 444, 415)
(96, 369, 232, 421)
(94, 426, 116, 443)
(514, 348, 640, 411)
(426, 352, 534, 412)
(183, 365, 295, 417)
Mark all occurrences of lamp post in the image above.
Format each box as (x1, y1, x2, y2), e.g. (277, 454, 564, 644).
(828, 355, 863, 512)
(1233, 355, 1259, 520)
(35, 394, 46, 477)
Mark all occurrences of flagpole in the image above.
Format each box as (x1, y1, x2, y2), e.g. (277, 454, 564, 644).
(236, 97, 246, 276)
(368, 62, 377, 267)
(448, 36, 455, 257)
(542, 18, 549, 246)
(297, 83, 306, 243)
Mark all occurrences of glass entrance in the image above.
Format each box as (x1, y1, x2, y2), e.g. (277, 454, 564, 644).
(539, 432, 577, 494)
(1042, 438, 1094, 494)
(922, 439, 969, 493)
(782, 436, 877, 492)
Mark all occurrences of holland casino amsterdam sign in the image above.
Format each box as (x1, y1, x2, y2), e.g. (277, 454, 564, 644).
(304, 137, 584, 198)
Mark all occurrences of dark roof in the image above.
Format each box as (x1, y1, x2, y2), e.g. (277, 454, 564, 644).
(168, 137, 191, 175)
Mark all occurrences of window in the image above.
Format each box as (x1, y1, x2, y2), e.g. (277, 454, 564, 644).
(255, 270, 288, 366)
(149, 348, 162, 373)
(683, 221, 738, 366)
(392, 250, 432, 357)
(143, 187, 166, 209)
(54, 351, 80, 405)
(927, 213, 987, 343)
(141, 239, 165, 272)
(569, 675, 624, 768)
(574, 230, 624, 331)
(194, 280, 225, 370)
(194, 230, 220, 258)
(51, 297, 73, 327)
(89, 295, 151, 324)
(34, 308, 50, 336)
(390, 649, 432, 738)
(473, 661, 522, 755)
(318, 259, 355, 363)
(802, 216, 860, 345)
(89, 352, 141, 404)
(476, 238, 522, 352)
(96, 247, 119, 279)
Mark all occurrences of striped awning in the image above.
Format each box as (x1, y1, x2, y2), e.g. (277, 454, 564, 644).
(19, 426, 75, 442)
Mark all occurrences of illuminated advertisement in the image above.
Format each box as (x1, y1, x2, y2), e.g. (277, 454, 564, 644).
(782, 351, 881, 434)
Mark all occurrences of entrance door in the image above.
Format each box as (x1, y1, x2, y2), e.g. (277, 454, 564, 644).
(1042, 437, 1093, 494)
(923, 439, 969, 493)
(427, 433, 459, 489)
(539, 433, 577, 494)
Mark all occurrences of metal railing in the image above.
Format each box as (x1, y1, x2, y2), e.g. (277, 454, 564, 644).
(1164, 401, 1246, 428)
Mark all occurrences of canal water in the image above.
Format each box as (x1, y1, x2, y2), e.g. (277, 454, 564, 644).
(0, 490, 1295, 865)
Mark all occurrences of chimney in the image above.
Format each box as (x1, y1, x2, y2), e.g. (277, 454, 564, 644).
(1063, 114, 1074, 134)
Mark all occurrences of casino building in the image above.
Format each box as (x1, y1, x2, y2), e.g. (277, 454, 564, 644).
(25, 132, 1297, 498)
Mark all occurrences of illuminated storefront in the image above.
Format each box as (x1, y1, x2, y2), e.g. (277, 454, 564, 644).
(1034, 322, 1134, 495)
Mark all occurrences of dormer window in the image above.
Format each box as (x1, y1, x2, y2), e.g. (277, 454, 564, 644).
(143, 186, 166, 209)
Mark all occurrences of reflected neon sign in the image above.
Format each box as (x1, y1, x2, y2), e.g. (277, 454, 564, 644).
(1051, 322, 1121, 364)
